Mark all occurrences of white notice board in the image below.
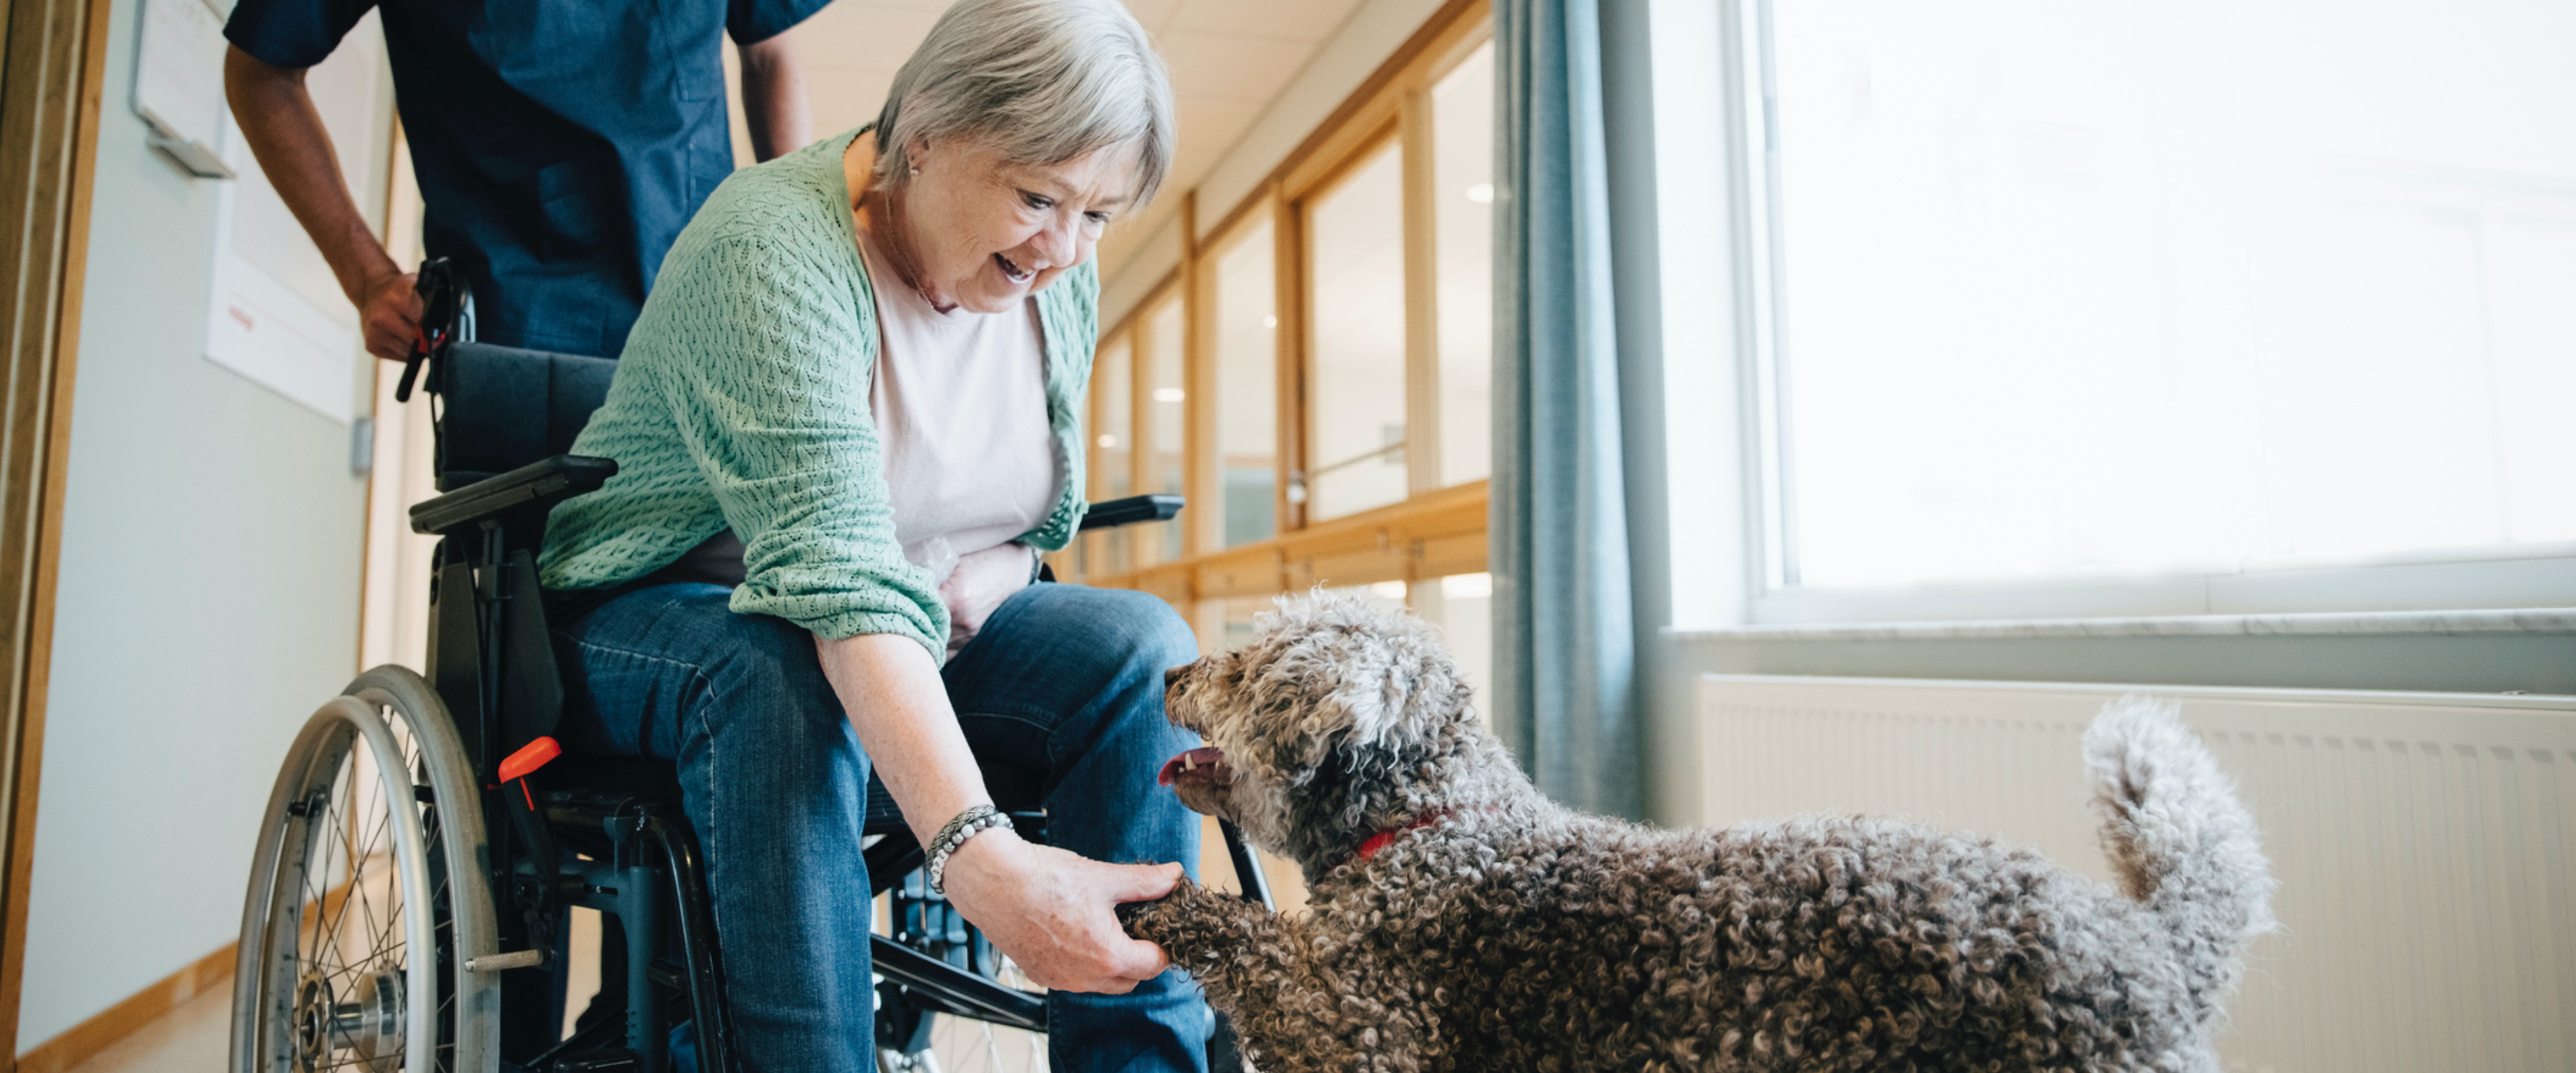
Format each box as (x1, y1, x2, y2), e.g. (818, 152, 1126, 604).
(198, 9, 389, 424)
(133, 0, 233, 175)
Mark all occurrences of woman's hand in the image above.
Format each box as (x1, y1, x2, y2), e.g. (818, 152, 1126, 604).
(815, 632, 1178, 990)
(939, 544, 1037, 655)
(939, 827, 1180, 993)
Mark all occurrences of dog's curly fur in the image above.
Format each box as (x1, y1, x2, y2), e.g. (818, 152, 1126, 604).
(1122, 592, 2275, 1072)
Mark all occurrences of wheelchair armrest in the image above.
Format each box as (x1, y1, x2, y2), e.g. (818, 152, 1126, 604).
(1079, 494, 1183, 531)
(410, 454, 618, 536)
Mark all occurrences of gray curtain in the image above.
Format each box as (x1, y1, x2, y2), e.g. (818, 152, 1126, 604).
(1490, 0, 1640, 818)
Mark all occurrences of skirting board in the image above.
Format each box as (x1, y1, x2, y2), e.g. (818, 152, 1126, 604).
(13, 943, 231, 1073)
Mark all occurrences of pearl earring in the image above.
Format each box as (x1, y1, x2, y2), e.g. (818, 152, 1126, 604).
(909, 166, 919, 176)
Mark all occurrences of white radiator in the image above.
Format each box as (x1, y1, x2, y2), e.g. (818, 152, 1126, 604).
(1697, 675, 2576, 1073)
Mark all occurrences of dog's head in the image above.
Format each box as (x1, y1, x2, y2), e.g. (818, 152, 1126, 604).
(1157, 591, 1500, 873)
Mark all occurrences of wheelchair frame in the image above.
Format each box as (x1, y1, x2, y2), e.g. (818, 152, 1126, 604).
(232, 265, 1270, 1073)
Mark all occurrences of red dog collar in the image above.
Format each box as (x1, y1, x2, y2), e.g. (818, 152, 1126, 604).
(1352, 809, 1453, 865)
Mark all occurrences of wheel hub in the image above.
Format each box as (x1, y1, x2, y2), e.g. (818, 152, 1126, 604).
(291, 968, 404, 1072)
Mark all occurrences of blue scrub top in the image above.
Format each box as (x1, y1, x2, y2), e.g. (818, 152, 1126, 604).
(226, 0, 827, 357)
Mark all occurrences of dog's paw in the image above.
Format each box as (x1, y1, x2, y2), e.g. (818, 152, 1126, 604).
(1114, 893, 1162, 933)
(1118, 876, 1273, 962)
(1116, 875, 1199, 941)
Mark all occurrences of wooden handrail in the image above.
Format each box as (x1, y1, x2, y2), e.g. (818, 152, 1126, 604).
(1076, 480, 1488, 608)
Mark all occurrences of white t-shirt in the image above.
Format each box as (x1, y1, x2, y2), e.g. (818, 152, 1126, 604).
(857, 220, 1059, 654)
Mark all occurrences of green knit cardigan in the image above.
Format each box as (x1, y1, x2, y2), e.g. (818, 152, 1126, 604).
(537, 129, 1097, 658)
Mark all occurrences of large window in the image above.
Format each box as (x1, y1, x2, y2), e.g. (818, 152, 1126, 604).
(1752, 0, 2576, 608)
(1212, 222, 1279, 547)
(1068, 3, 1496, 653)
(1306, 140, 1412, 520)
(1432, 42, 1496, 488)
(1087, 334, 1133, 573)
(1299, 38, 1498, 520)
(1142, 294, 1186, 564)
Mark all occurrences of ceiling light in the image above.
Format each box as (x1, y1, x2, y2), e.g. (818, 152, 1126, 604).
(1152, 388, 1185, 402)
(1465, 182, 1495, 203)
(1097, 434, 1118, 448)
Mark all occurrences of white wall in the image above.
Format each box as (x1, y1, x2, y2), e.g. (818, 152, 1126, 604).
(15, 0, 386, 1046)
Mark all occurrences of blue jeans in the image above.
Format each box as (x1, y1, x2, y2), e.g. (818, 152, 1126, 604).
(552, 581, 1211, 1073)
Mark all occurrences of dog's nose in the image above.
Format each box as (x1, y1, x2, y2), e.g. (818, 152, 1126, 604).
(1164, 665, 1185, 689)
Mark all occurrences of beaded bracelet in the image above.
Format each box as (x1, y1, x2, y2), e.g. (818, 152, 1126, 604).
(926, 804, 1014, 894)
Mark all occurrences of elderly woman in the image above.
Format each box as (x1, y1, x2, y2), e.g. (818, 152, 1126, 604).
(535, 0, 1206, 1069)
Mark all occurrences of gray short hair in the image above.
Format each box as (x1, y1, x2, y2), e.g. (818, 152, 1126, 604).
(874, 0, 1177, 208)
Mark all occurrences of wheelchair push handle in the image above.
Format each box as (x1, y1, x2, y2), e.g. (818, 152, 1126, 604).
(396, 258, 472, 403)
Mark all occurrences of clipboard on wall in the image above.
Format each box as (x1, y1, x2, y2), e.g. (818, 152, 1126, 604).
(134, 0, 235, 179)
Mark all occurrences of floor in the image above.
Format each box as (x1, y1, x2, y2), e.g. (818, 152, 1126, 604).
(63, 981, 230, 1073)
(54, 963, 1046, 1073)
(60, 815, 1287, 1073)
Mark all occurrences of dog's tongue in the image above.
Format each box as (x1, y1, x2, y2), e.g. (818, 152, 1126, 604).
(1157, 747, 1227, 787)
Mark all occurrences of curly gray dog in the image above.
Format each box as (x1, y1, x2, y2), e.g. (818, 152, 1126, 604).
(1121, 592, 2274, 1073)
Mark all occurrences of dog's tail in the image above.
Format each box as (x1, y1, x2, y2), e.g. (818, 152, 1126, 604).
(2082, 696, 2275, 1026)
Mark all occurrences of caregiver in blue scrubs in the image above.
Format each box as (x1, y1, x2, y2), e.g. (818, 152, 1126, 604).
(221, 0, 829, 360)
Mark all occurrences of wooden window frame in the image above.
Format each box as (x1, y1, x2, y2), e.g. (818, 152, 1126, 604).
(1071, 0, 1496, 619)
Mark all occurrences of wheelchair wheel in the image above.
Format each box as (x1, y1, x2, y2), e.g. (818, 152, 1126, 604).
(877, 875, 1048, 1073)
(907, 959, 1047, 1073)
(233, 667, 502, 1073)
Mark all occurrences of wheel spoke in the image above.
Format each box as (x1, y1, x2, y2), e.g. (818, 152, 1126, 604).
(315, 765, 369, 973)
(308, 771, 360, 979)
(346, 815, 394, 968)
(349, 806, 390, 942)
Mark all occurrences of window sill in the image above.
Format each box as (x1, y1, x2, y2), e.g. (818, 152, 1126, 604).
(1667, 607, 2576, 643)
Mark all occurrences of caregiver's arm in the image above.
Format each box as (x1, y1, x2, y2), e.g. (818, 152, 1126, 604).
(817, 632, 1178, 993)
(225, 46, 417, 361)
(736, 23, 811, 162)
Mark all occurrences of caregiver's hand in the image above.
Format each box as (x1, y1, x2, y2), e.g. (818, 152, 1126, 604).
(941, 829, 1178, 993)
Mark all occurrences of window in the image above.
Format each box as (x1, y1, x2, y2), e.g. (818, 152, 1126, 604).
(1432, 41, 1497, 487)
(1749, 0, 2576, 612)
(1297, 36, 1499, 520)
(1063, 2, 1496, 636)
(1088, 334, 1133, 574)
(1212, 222, 1279, 546)
(1305, 139, 1412, 520)
(1412, 571, 1493, 721)
(1142, 295, 1187, 564)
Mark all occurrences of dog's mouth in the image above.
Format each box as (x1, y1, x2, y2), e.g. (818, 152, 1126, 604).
(1157, 746, 1233, 789)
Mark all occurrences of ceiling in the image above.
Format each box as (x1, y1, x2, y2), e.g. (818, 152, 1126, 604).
(767, 0, 1373, 266)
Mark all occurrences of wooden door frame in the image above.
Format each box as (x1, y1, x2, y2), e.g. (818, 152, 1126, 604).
(0, 0, 112, 1063)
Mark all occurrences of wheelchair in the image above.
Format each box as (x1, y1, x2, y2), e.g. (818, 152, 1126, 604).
(229, 262, 1274, 1073)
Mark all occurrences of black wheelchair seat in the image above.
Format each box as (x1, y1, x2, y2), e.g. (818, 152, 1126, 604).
(541, 753, 912, 834)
